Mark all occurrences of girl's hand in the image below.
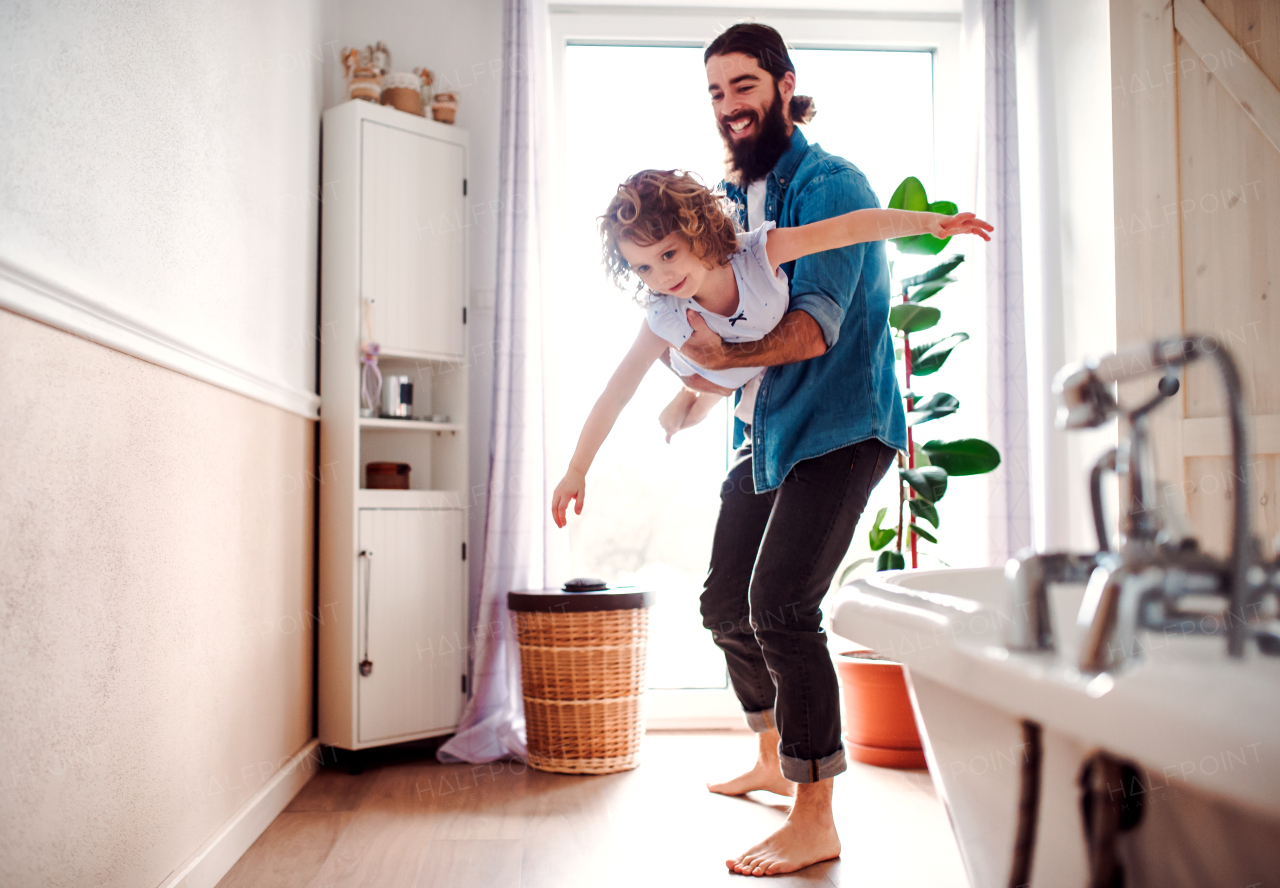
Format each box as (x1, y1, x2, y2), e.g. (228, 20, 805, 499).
(551, 469, 587, 528)
(933, 212, 994, 241)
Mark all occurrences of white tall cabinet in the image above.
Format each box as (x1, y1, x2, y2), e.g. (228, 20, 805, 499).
(319, 100, 469, 750)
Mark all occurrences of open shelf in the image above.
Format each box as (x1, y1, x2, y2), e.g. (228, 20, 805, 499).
(356, 489, 466, 510)
(359, 417, 462, 432)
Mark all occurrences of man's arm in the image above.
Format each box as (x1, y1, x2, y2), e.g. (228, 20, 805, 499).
(678, 308, 826, 372)
(681, 168, 877, 373)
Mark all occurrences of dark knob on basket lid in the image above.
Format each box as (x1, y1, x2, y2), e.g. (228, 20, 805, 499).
(562, 577, 609, 593)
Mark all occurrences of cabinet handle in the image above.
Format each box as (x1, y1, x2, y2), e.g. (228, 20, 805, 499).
(358, 550, 373, 677)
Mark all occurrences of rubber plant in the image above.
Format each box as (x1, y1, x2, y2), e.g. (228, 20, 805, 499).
(852, 176, 1002, 575)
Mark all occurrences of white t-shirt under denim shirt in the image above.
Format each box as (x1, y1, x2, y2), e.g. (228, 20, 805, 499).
(737, 179, 769, 424)
(645, 221, 788, 424)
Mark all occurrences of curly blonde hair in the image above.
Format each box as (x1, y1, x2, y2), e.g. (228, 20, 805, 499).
(599, 170, 739, 299)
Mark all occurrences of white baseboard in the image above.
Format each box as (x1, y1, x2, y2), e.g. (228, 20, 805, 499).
(156, 739, 323, 888)
(0, 256, 320, 419)
(646, 717, 751, 731)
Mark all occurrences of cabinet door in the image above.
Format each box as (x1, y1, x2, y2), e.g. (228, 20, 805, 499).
(357, 508, 465, 743)
(361, 120, 466, 358)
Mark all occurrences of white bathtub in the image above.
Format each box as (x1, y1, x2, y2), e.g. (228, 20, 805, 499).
(832, 567, 1280, 887)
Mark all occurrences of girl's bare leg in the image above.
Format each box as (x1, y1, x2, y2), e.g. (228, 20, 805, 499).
(659, 389, 723, 442)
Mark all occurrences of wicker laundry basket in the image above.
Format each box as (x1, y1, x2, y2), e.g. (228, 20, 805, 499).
(508, 587, 655, 775)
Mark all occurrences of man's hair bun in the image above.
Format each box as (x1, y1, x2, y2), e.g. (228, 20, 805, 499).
(790, 95, 816, 125)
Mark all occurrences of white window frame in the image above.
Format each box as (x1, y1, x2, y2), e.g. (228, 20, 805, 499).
(548, 5, 963, 730)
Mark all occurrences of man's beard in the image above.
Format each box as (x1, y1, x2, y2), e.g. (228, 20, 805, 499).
(719, 86, 792, 187)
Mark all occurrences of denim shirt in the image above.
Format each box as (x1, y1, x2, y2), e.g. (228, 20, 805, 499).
(723, 129, 906, 492)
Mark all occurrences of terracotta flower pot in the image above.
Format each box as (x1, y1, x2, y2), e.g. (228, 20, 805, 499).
(836, 650, 928, 770)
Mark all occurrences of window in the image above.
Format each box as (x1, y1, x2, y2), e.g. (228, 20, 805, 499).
(553, 42, 939, 703)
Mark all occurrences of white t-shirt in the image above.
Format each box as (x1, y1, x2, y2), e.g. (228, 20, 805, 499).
(746, 178, 767, 231)
(736, 180, 770, 424)
(645, 222, 789, 405)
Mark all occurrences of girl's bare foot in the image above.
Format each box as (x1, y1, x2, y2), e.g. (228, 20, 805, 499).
(707, 729, 796, 797)
(658, 391, 695, 443)
(727, 779, 841, 876)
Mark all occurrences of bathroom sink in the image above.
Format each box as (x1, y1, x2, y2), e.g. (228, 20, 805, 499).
(832, 567, 1280, 887)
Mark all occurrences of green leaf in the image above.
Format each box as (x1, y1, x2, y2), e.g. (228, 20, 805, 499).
(838, 557, 876, 585)
(877, 550, 906, 571)
(908, 498, 940, 529)
(921, 438, 1003, 476)
(889, 304, 941, 334)
(902, 255, 965, 289)
(868, 506, 897, 550)
(888, 178, 954, 255)
(910, 332, 970, 376)
(900, 466, 948, 503)
(912, 443, 931, 467)
(909, 523, 939, 544)
(908, 276, 957, 303)
(888, 176, 929, 212)
(907, 392, 960, 426)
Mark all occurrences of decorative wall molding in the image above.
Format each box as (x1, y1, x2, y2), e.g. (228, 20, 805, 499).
(0, 257, 320, 420)
(1174, 0, 1280, 154)
(155, 739, 322, 888)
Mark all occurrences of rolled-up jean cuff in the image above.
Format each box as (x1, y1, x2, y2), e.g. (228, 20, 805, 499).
(779, 745, 847, 784)
(743, 708, 776, 733)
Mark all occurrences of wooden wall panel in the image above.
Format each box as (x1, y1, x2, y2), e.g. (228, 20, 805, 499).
(1176, 0, 1280, 558)
(1176, 34, 1280, 419)
(1202, 0, 1280, 89)
(1110, 0, 1186, 522)
(1112, 0, 1279, 555)
(1185, 454, 1278, 557)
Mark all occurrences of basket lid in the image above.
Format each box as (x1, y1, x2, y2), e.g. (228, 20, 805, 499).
(508, 588, 654, 612)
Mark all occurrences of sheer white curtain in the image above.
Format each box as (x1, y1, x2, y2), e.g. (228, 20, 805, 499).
(438, 0, 566, 764)
(965, 0, 1033, 564)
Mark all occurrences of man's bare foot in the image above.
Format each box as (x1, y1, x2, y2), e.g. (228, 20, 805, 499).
(727, 779, 841, 876)
(707, 729, 796, 797)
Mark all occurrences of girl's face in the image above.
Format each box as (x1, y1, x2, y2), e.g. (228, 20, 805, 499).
(617, 233, 712, 298)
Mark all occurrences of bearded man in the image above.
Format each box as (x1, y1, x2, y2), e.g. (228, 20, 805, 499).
(674, 23, 907, 876)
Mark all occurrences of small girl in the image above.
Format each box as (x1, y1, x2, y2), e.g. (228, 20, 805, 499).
(551, 169, 991, 528)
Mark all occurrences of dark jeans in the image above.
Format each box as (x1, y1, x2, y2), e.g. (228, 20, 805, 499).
(700, 437, 897, 783)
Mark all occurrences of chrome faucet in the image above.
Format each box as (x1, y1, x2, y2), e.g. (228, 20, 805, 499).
(1005, 335, 1279, 670)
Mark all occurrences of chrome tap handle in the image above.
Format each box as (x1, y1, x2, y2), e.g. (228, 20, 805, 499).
(1089, 450, 1117, 553)
(1005, 551, 1103, 651)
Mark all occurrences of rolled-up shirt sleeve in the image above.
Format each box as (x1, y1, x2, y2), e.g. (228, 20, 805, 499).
(785, 168, 877, 350)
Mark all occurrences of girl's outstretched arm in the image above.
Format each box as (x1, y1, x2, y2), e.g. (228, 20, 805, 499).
(552, 321, 670, 527)
(765, 208, 993, 268)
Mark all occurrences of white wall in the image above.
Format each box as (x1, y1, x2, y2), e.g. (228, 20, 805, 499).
(1015, 0, 1118, 552)
(0, 0, 325, 408)
(322, 0, 505, 606)
(0, 1, 326, 884)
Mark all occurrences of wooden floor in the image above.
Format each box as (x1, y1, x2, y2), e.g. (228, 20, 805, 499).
(217, 732, 968, 888)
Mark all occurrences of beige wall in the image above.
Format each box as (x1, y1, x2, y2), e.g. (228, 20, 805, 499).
(0, 309, 315, 887)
